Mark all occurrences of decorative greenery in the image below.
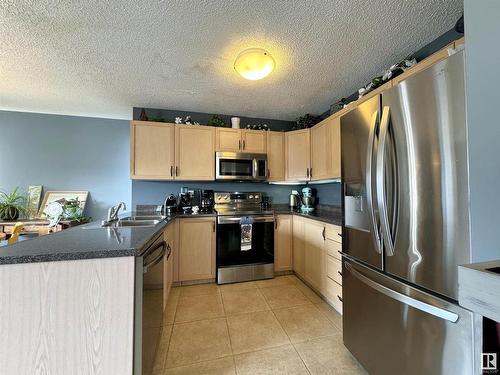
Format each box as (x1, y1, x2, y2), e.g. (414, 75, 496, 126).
(0, 187, 27, 221)
(148, 116, 167, 123)
(207, 115, 226, 127)
(294, 113, 321, 130)
(62, 198, 90, 223)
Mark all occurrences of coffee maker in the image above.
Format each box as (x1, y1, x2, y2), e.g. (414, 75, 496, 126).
(200, 190, 214, 213)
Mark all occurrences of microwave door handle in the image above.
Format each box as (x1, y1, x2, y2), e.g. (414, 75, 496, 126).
(252, 158, 258, 178)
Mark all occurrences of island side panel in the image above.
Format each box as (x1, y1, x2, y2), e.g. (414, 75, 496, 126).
(0, 256, 135, 375)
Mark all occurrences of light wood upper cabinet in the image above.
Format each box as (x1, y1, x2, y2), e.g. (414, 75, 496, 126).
(215, 128, 267, 153)
(285, 129, 311, 181)
(130, 121, 175, 180)
(292, 215, 306, 278)
(216, 128, 241, 152)
(178, 217, 216, 281)
(274, 215, 293, 272)
(242, 129, 267, 153)
(310, 116, 341, 180)
(310, 116, 340, 181)
(267, 131, 285, 181)
(303, 219, 326, 292)
(175, 125, 215, 180)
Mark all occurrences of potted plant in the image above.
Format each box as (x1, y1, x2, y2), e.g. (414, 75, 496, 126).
(207, 115, 226, 127)
(62, 198, 90, 223)
(0, 187, 27, 221)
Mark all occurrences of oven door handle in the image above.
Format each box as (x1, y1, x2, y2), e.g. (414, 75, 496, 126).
(217, 216, 275, 224)
(143, 241, 166, 273)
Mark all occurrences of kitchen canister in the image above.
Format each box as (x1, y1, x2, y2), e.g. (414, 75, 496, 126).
(231, 117, 241, 129)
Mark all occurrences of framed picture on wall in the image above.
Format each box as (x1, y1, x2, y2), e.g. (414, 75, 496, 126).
(38, 191, 88, 218)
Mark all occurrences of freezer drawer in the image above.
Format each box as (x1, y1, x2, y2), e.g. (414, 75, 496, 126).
(343, 259, 478, 375)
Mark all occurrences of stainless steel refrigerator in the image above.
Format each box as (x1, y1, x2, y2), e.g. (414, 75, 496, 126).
(341, 50, 480, 375)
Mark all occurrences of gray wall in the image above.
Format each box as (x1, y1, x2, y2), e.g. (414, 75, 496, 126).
(0, 111, 131, 220)
(464, 1, 500, 261)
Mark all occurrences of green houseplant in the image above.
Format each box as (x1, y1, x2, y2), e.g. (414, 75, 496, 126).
(0, 187, 27, 221)
(207, 115, 226, 127)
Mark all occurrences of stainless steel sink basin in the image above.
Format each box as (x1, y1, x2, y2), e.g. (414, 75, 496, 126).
(106, 219, 161, 227)
(120, 215, 166, 221)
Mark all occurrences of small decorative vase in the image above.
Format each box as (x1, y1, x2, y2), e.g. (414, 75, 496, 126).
(231, 117, 240, 129)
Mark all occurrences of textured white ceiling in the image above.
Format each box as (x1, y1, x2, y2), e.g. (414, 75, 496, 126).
(0, 0, 462, 121)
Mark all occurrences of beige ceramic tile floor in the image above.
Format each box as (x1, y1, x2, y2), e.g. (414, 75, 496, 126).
(152, 275, 367, 375)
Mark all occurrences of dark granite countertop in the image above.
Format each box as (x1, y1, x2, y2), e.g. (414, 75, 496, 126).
(0, 207, 339, 265)
(272, 204, 342, 226)
(0, 210, 217, 265)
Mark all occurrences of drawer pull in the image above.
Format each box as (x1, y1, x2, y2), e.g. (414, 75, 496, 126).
(338, 271, 342, 277)
(337, 295, 343, 302)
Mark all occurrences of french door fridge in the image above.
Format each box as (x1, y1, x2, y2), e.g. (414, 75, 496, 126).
(341, 49, 480, 374)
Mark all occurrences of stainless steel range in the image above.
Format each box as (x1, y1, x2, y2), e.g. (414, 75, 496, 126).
(214, 192, 274, 284)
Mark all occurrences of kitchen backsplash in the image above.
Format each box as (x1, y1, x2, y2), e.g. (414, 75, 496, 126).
(132, 181, 341, 208)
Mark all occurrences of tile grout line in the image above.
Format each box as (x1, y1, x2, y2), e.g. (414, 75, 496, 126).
(218, 286, 239, 375)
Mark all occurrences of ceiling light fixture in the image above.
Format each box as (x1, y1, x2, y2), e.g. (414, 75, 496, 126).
(234, 48, 275, 80)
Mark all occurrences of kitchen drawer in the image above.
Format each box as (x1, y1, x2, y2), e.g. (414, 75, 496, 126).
(325, 224, 342, 242)
(326, 255, 342, 285)
(325, 276, 343, 314)
(325, 238, 342, 260)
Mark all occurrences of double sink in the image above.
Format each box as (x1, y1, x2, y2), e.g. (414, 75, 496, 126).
(102, 215, 165, 228)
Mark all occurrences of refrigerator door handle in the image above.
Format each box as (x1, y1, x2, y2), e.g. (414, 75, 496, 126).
(345, 262, 459, 323)
(366, 111, 382, 254)
(376, 106, 396, 256)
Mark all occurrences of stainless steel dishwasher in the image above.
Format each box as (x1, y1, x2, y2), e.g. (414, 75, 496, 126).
(133, 232, 171, 375)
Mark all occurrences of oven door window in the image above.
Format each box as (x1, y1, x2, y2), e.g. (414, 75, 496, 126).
(219, 159, 253, 177)
(217, 220, 274, 267)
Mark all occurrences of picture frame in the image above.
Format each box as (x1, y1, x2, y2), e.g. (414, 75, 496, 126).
(38, 191, 88, 218)
(26, 185, 43, 219)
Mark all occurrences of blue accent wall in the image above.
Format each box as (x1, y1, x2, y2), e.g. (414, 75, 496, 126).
(0, 110, 131, 220)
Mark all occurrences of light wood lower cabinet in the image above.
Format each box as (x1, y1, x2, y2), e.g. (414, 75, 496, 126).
(0, 257, 135, 374)
(274, 215, 293, 272)
(292, 217, 343, 314)
(178, 217, 216, 281)
(292, 215, 306, 278)
(303, 219, 326, 292)
(164, 222, 176, 304)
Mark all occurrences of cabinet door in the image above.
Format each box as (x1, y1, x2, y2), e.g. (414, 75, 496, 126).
(242, 130, 267, 153)
(274, 215, 293, 272)
(267, 131, 285, 181)
(292, 215, 306, 277)
(310, 117, 341, 180)
(164, 221, 176, 306)
(175, 125, 215, 180)
(178, 218, 216, 281)
(285, 129, 310, 181)
(216, 128, 242, 152)
(131, 121, 175, 180)
(304, 219, 326, 292)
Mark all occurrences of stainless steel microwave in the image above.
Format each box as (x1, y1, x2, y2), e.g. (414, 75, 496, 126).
(215, 152, 267, 181)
